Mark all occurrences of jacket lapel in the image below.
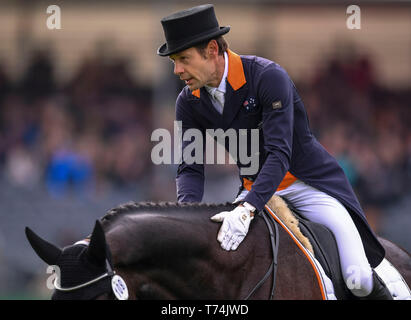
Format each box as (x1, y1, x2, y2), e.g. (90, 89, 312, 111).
(222, 81, 248, 129)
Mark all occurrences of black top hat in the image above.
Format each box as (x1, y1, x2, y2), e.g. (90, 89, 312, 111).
(157, 4, 230, 56)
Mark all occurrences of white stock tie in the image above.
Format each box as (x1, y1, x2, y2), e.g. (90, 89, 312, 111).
(213, 89, 225, 114)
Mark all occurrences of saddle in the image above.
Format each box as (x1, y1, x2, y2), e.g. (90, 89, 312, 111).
(265, 196, 356, 300)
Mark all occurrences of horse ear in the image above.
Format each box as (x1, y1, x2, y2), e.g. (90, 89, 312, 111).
(25, 227, 62, 266)
(86, 220, 107, 266)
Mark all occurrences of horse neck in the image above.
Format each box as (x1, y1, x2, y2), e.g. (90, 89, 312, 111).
(103, 208, 230, 298)
(106, 208, 278, 299)
(102, 207, 323, 299)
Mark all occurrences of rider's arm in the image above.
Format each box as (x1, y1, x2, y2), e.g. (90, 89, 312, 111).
(175, 91, 205, 203)
(243, 64, 294, 212)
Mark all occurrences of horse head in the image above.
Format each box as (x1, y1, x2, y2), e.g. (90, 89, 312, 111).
(25, 221, 127, 300)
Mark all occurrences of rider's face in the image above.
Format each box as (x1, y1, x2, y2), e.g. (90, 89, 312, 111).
(170, 45, 219, 91)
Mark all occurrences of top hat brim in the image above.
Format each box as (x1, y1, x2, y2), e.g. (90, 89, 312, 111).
(157, 26, 230, 56)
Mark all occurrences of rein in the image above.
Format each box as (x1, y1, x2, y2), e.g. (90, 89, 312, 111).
(244, 209, 279, 300)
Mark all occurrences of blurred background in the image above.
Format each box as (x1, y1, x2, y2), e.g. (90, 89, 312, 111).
(0, 0, 410, 299)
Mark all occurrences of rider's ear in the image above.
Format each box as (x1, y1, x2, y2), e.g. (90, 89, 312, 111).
(86, 220, 108, 266)
(25, 227, 62, 266)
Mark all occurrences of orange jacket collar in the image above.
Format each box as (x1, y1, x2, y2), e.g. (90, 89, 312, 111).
(191, 49, 246, 98)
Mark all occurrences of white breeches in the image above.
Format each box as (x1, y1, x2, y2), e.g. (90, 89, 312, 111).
(238, 180, 374, 297)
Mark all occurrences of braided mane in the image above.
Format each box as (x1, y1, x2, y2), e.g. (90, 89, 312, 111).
(101, 201, 235, 223)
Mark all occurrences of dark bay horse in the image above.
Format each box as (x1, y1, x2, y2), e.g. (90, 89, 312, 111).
(25, 202, 411, 300)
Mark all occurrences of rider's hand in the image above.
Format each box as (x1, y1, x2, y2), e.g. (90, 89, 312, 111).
(210, 203, 255, 251)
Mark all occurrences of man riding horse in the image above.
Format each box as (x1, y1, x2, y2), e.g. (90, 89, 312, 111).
(157, 4, 391, 299)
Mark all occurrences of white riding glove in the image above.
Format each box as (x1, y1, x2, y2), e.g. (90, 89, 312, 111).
(210, 203, 255, 251)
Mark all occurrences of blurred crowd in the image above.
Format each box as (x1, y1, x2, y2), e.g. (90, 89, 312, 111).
(0, 50, 154, 199)
(300, 54, 411, 215)
(0, 48, 410, 215)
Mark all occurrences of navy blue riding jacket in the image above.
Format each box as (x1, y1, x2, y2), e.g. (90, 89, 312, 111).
(175, 50, 385, 267)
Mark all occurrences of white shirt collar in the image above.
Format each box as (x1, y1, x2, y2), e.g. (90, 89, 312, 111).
(205, 51, 228, 95)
